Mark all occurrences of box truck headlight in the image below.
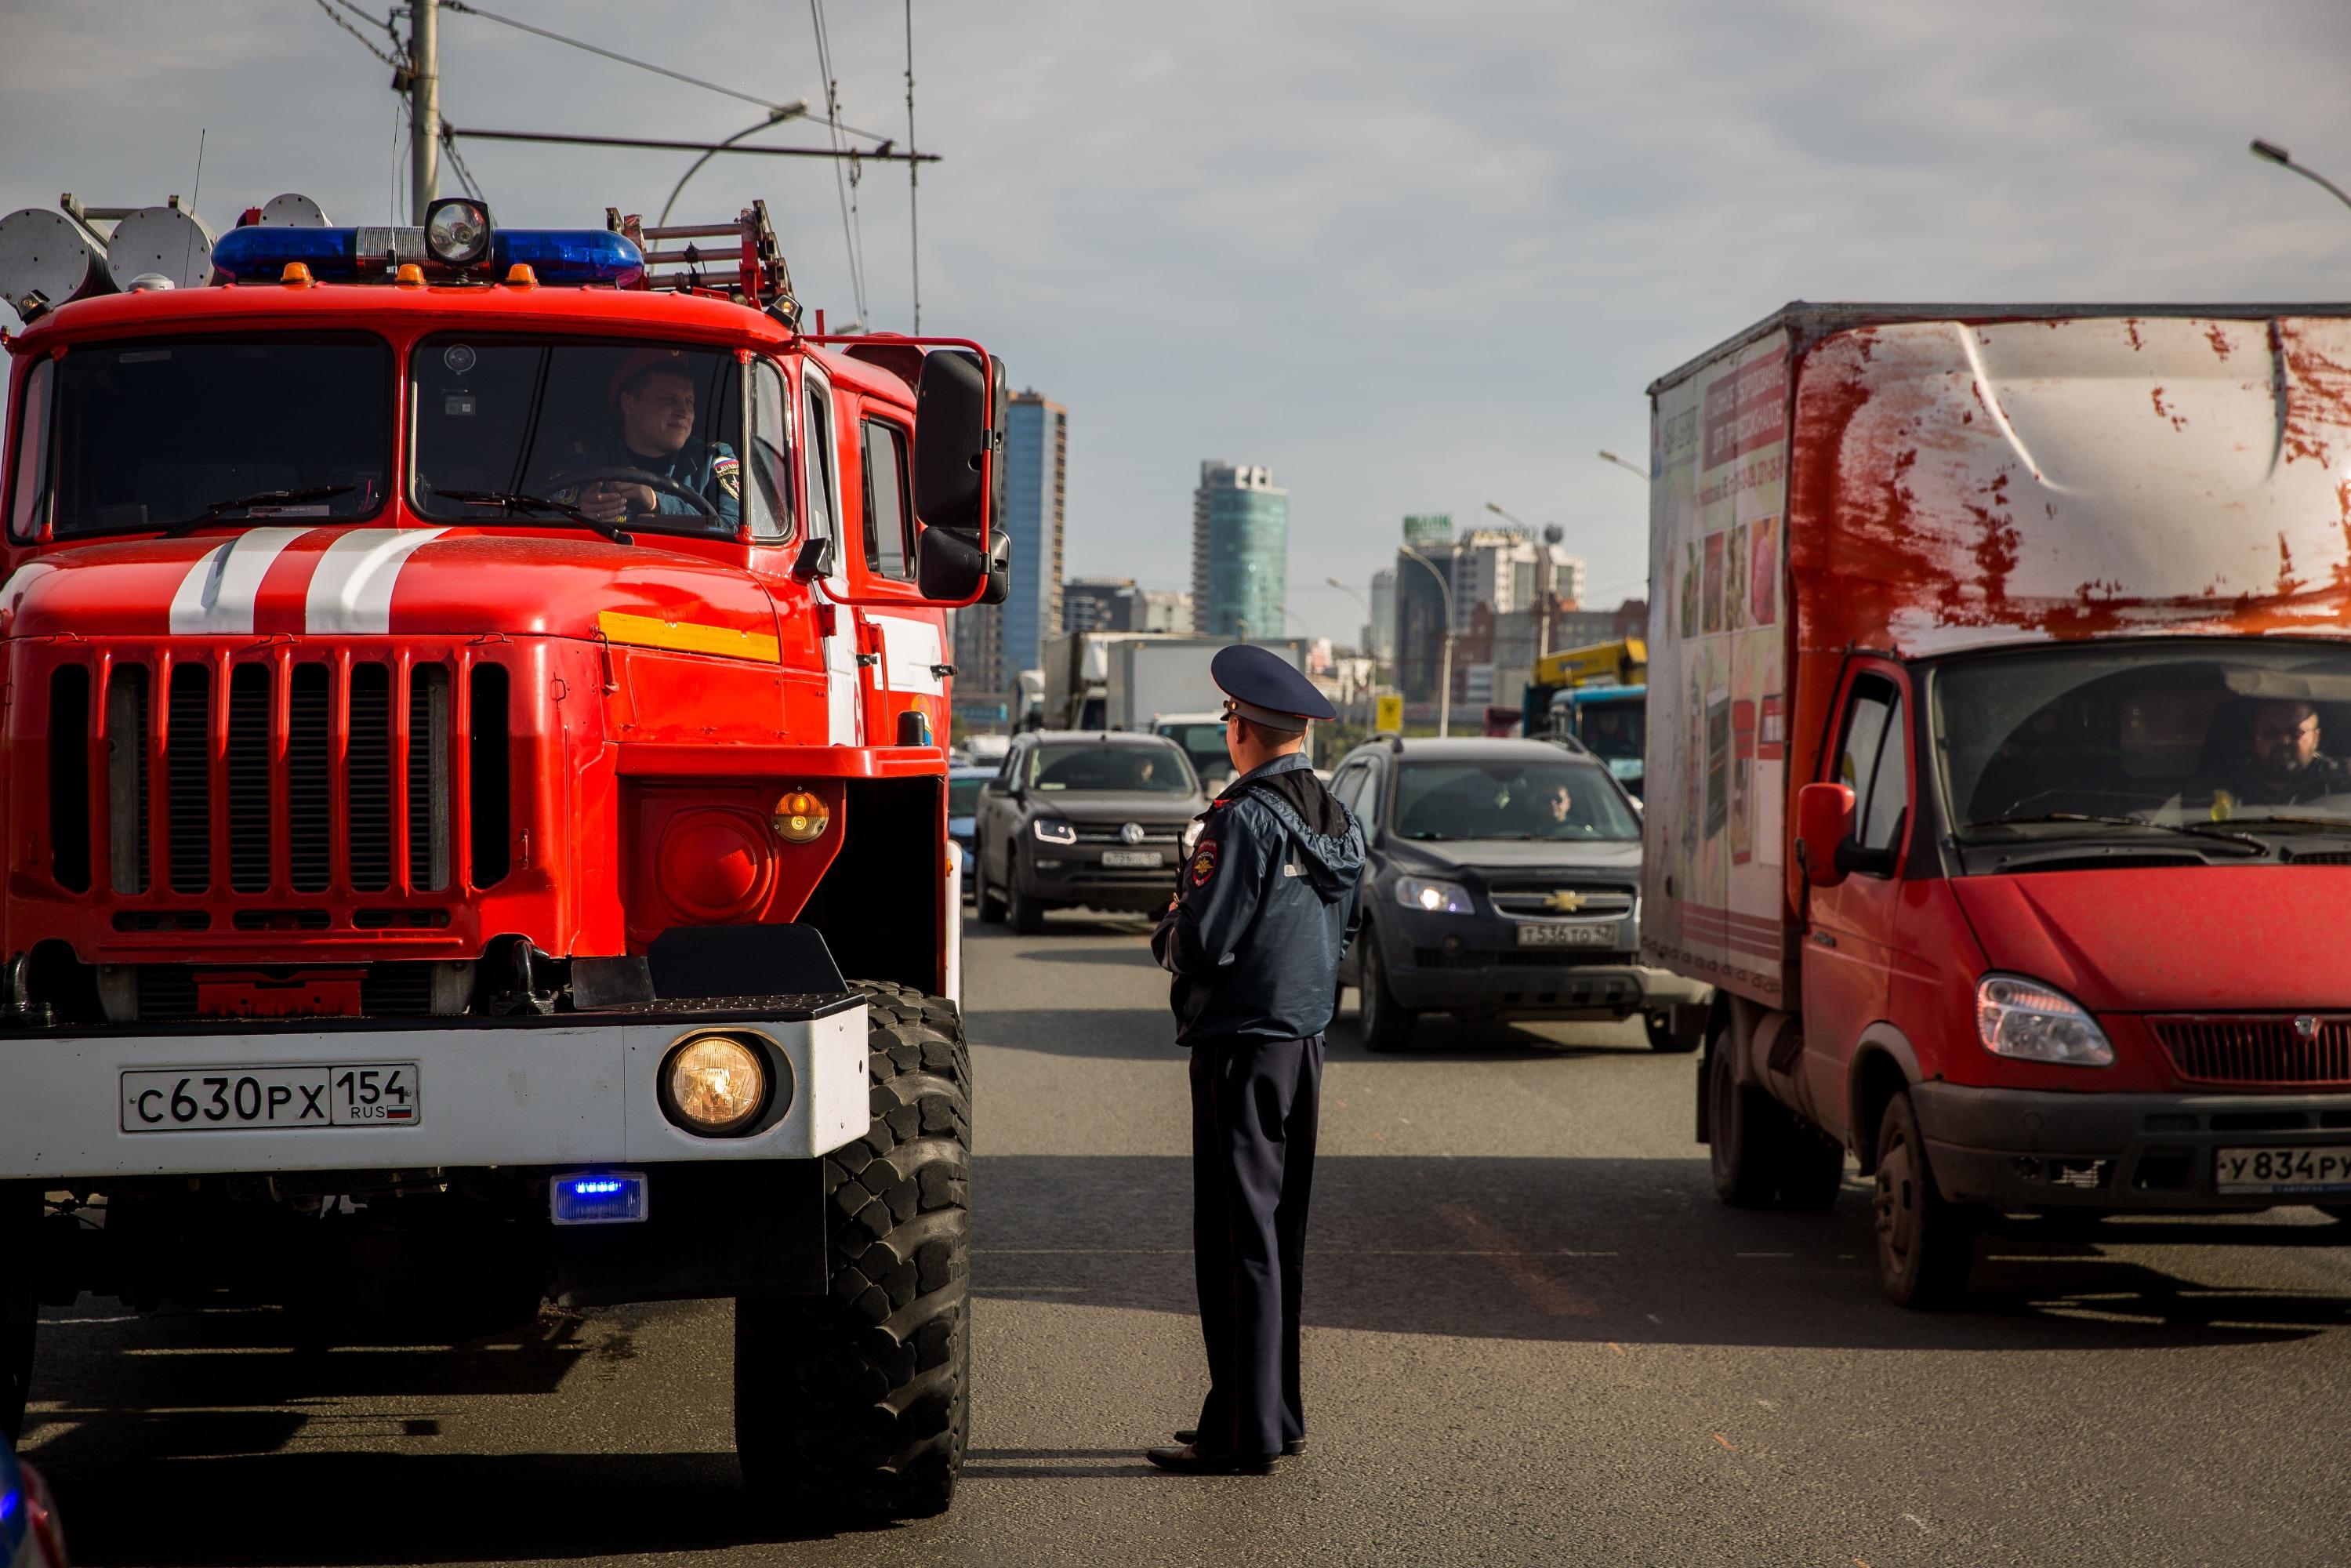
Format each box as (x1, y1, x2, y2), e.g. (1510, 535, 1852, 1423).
(1395, 877, 1475, 916)
(661, 1033, 771, 1134)
(1033, 817, 1078, 845)
(1975, 975, 2114, 1067)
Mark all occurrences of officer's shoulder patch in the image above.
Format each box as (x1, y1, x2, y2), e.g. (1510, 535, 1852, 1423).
(1190, 838, 1218, 887)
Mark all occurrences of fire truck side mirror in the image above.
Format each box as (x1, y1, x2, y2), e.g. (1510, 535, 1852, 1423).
(913, 349, 1008, 535)
(916, 522, 1011, 604)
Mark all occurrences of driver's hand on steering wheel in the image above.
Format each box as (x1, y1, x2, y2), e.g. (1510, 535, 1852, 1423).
(578, 480, 657, 522)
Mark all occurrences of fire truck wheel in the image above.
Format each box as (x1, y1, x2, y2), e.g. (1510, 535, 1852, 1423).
(735, 981, 971, 1521)
(1359, 941, 1417, 1054)
(1005, 880, 1046, 936)
(1873, 1090, 1977, 1309)
(2, 1181, 35, 1443)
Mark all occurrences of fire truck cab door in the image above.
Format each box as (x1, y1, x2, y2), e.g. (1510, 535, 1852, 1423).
(1798, 662, 1914, 1144)
(799, 363, 864, 746)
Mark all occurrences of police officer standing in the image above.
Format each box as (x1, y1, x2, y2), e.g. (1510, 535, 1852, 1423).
(1147, 645, 1364, 1475)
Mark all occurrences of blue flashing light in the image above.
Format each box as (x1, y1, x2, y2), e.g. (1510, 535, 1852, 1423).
(551, 1170, 649, 1225)
(211, 224, 367, 283)
(492, 230, 646, 288)
(1, 1486, 18, 1521)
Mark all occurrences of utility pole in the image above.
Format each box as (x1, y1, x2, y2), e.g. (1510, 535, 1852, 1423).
(409, 0, 440, 222)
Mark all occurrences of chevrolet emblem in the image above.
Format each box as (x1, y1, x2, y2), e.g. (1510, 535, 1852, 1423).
(1544, 890, 1590, 914)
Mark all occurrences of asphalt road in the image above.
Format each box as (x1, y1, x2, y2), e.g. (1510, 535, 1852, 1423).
(23, 912, 2351, 1566)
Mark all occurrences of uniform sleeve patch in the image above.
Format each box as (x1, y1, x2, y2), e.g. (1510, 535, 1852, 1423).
(1190, 839, 1219, 886)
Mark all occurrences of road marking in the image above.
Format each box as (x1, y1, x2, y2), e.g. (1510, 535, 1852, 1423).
(1437, 1203, 1598, 1317)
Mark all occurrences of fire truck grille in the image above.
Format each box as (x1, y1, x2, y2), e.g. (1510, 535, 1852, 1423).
(46, 655, 477, 920)
(2153, 1016, 2351, 1087)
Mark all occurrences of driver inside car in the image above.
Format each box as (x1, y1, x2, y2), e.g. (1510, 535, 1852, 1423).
(2215, 698, 2351, 809)
(553, 349, 741, 528)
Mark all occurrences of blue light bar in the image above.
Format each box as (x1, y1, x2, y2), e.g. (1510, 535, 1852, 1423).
(551, 1170, 649, 1225)
(492, 230, 645, 288)
(211, 225, 369, 282)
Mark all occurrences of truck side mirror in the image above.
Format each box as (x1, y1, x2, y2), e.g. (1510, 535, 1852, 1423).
(1796, 782, 1856, 888)
(912, 350, 1010, 604)
(916, 524, 1011, 604)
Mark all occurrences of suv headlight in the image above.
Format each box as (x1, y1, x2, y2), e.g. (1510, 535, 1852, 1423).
(1395, 876, 1475, 915)
(1032, 817, 1077, 845)
(1975, 973, 2114, 1067)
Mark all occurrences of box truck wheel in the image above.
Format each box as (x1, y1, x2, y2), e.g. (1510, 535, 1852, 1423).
(1705, 1026, 1841, 1207)
(2, 1181, 34, 1443)
(1873, 1090, 1976, 1309)
(1359, 939, 1417, 1054)
(735, 981, 972, 1520)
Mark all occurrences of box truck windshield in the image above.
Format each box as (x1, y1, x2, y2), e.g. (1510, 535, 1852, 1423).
(1933, 640, 2351, 844)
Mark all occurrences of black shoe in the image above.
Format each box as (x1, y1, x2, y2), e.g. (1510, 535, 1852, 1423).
(1174, 1428, 1305, 1456)
(1145, 1443, 1279, 1475)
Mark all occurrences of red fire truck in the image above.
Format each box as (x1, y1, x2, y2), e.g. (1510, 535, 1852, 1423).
(0, 194, 1005, 1519)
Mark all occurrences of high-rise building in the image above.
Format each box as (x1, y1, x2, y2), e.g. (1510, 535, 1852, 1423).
(1402, 513, 1454, 550)
(1000, 390, 1068, 671)
(1391, 521, 1587, 707)
(1136, 589, 1195, 633)
(1063, 575, 1137, 633)
(1191, 461, 1288, 639)
(1369, 567, 1398, 670)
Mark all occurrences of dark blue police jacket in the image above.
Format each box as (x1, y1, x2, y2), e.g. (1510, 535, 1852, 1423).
(1152, 752, 1366, 1047)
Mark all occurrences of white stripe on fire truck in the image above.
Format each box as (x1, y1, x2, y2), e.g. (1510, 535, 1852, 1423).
(167, 528, 312, 635)
(305, 528, 449, 634)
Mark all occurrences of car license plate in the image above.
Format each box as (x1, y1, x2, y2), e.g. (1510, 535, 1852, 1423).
(121, 1063, 421, 1133)
(1515, 921, 1616, 949)
(1101, 849, 1163, 869)
(2215, 1145, 2351, 1194)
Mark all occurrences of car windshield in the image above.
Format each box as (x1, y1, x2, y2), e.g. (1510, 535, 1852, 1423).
(20, 334, 390, 538)
(1029, 743, 1194, 793)
(947, 775, 987, 815)
(1573, 698, 1645, 760)
(1160, 723, 1233, 786)
(1934, 641, 2351, 837)
(1392, 759, 1638, 841)
(409, 336, 746, 538)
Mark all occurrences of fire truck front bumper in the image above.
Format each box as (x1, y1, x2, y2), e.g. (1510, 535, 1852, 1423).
(0, 996, 870, 1181)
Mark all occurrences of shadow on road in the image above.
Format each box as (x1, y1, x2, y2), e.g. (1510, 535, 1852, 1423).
(976, 1152, 2351, 1355)
(964, 1004, 1640, 1063)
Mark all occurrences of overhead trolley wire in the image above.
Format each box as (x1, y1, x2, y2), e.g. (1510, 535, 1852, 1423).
(310, 0, 408, 71)
(809, 0, 870, 328)
(905, 0, 920, 332)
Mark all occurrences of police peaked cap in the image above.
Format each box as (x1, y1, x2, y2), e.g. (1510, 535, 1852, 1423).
(1212, 644, 1337, 732)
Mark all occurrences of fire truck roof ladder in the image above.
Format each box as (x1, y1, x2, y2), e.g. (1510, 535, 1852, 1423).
(605, 201, 800, 328)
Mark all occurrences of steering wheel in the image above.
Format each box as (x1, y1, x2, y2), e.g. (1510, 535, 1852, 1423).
(549, 465, 720, 518)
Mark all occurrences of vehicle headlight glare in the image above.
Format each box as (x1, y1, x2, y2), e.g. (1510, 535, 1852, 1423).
(1975, 973, 2114, 1067)
(1033, 817, 1077, 844)
(1395, 876, 1475, 916)
(423, 197, 492, 266)
(662, 1034, 769, 1134)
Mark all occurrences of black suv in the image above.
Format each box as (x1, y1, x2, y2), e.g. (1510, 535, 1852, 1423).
(971, 731, 1206, 934)
(1329, 736, 1709, 1051)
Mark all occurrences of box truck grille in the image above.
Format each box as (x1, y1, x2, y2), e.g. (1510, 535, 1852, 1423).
(2153, 1016, 2351, 1087)
(39, 656, 499, 921)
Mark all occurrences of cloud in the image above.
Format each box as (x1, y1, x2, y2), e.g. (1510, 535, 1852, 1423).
(3, 0, 2346, 641)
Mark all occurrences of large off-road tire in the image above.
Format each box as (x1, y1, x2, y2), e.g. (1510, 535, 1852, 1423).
(1359, 938, 1417, 1054)
(1874, 1089, 1976, 1309)
(1706, 1027, 1842, 1209)
(1005, 879, 1046, 936)
(735, 981, 972, 1520)
(2, 1181, 37, 1443)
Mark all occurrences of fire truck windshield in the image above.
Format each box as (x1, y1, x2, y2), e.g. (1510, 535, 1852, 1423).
(17, 333, 391, 539)
(1935, 641, 2351, 844)
(410, 337, 748, 539)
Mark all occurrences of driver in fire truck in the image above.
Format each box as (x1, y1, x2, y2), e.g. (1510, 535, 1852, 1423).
(553, 348, 742, 528)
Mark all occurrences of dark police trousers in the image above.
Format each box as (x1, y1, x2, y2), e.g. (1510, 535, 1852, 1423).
(1189, 1032, 1322, 1457)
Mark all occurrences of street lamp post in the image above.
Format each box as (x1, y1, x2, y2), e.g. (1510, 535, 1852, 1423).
(1398, 544, 1453, 738)
(2251, 139, 2351, 216)
(658, 100, 813, 231)
(1596, 449, 1648, 480)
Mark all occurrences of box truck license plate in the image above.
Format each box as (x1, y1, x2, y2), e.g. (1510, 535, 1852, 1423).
(1101, 849, 1163, 869)
(1516, 922, 1616, 949)
(2215, 1145, 2351, 1194)
(121, 1065, 420, 1132)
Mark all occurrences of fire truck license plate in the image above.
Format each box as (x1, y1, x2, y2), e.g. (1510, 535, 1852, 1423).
(1516, 922, 1616, 948)
(2215, 1146, 2351, 1194)
(1101, 850, 1163, 868)
(120, 1064, 421, 1133)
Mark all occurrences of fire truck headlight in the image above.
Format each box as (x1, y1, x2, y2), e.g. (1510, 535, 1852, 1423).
(771, 789, 831, 844)
(424, 197, 493, 267)
(660, 1033, 771, 1136)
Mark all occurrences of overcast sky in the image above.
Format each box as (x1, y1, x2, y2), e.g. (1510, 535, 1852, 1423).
(4, 0, 2349, 642)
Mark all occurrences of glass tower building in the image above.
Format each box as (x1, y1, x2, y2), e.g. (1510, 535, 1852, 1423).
(956, 390, 1066, 711)
(1191, 461, 1288, 639)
